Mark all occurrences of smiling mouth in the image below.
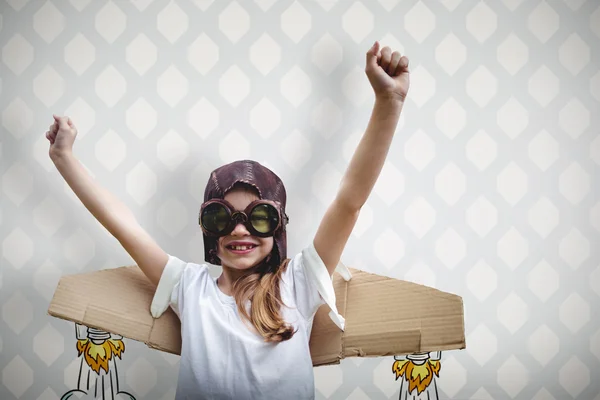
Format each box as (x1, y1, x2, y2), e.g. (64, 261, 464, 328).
(226, 244, 258, 254)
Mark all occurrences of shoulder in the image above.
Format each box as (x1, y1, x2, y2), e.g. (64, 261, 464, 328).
(168, 255, 210, 287)
(279, 243, 328, 318)
(280, 251, 305, 287)
(151, 254, 211, 318)
(279, 242, 347, 328)
(281, 243, 326, 284)
(162, 254, 213, 299)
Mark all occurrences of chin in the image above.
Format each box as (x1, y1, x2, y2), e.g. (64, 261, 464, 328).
(227, 259, 261, 271)
(218, 248, 270, 270)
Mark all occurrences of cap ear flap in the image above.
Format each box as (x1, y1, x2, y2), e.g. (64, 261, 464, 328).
(205, 238, 222, 266)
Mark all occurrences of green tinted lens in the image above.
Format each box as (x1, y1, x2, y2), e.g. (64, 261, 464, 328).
(202, 203, 230, 233)
(250, 204, 279, 234)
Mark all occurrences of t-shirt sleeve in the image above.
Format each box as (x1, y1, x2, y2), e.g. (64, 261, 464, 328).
(150, 254, 207, 320)
(282, 243, 328, 321)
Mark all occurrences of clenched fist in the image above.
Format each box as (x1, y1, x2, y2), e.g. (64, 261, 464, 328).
(365, 41, 410, 102)
(46, 114, 77, 159)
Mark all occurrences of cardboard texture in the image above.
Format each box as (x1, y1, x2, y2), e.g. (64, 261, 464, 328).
(48, 265, 465, 366)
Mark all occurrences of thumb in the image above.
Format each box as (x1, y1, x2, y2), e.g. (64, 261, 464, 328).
(57, 116, 70, 130)
(366, 41, 380, 70)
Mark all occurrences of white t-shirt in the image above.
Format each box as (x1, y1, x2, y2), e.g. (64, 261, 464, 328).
(163, 244, 328, 399)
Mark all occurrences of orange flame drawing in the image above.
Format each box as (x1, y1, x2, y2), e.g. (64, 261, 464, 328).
(76, 338, 125, 374)
(392, 359, 441, 395)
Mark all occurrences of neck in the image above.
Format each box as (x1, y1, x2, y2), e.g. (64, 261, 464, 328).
(217, 264, 256, 296)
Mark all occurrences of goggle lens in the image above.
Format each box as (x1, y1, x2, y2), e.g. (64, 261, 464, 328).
(250, 204, 279, 234)
(201, 201, 281, 236)
(201, 203, 230, 234)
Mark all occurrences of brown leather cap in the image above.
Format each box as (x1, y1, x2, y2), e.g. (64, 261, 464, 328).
(200, 160, 288, 271)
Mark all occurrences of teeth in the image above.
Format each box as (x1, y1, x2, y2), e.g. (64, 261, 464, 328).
(230, 245, 254, 251)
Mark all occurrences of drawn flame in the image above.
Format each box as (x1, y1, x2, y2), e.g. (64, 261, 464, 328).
(392, 359, 440, 395)
(76, 338, 125, 374)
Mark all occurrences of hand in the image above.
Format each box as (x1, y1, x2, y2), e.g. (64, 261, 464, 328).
(46, 114, 77, 159)
(365, 41, 410, 102)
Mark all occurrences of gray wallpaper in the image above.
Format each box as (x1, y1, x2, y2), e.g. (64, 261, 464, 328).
(1, 0, 599, 399)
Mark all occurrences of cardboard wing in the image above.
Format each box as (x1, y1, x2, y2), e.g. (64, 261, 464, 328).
(47, 265, 465, 366)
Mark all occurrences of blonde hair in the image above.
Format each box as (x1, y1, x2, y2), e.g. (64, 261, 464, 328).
(231, 258, 296, 342)
(221, 182, 295, 342)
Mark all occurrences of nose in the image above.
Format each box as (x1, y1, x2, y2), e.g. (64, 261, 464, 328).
(230, 222, 250, 236)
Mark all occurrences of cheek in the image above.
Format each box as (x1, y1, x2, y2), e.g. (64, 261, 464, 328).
(216, 238, 225, 253)
(261, 238, 274, 253)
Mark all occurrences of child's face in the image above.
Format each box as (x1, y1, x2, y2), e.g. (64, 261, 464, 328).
(216, 186, 274, 271)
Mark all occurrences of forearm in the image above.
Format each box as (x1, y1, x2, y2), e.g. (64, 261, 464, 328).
(51, 152, 139, 240)
(337, 96, 404, 210)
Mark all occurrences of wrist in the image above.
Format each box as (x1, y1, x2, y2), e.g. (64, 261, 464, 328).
(374, 94, 405, 113)
(50, 149, 73, 163)
(375, 92, 405, 106)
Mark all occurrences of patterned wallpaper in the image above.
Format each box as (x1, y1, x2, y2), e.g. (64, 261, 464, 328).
(1, 0, 599, 399)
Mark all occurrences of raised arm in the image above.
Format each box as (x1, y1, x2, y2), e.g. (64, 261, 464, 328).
(47, 115, 167, 286)
(313, 41, 410, 275)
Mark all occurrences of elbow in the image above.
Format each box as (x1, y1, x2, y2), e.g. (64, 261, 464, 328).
(333, 196, 363, 216)
(336, 179, 367, 212)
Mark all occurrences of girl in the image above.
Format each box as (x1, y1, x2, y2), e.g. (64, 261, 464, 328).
(46, 41, 409, 399)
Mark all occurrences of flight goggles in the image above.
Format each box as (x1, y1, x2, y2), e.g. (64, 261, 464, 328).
(199, 199, 288, 237)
